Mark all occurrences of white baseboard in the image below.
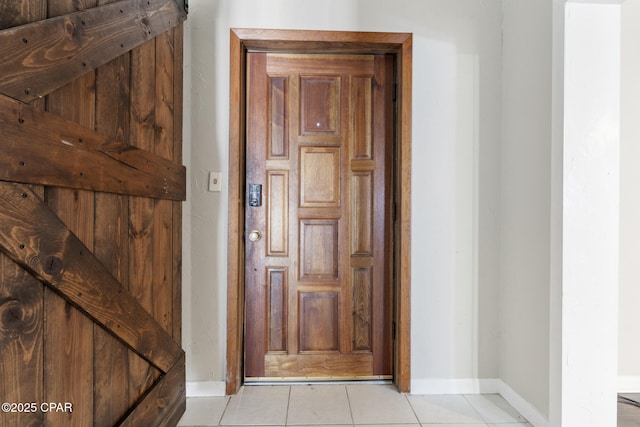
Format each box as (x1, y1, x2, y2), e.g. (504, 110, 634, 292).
(186, 381, 226, 397)
(410, 378, 548, 427)
(410, 378, 501, 395)
(497, 380, 549, 427)
(619, 376, 640, 393)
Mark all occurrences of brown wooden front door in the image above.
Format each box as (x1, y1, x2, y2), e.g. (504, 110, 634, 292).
(244, 52, 394, 380)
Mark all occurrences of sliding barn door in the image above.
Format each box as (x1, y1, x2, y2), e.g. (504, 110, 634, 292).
(0, 1, 187, 426)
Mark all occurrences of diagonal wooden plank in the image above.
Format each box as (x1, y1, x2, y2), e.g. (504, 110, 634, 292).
(0, 0, 186, 103)
(118, 353, 186, 427)
(0, 181, 182, 374)
(0, 95, 186, 200)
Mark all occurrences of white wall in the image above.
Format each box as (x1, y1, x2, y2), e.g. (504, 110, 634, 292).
(355, 0, 503, 389)
(500, 0, 552, 417)
(619, 0, 640, 386)
(561, 3, 620, 425)
(182, 0, 504, 388)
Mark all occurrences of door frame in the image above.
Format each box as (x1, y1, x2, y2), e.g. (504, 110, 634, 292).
(226, 28, 412, 394)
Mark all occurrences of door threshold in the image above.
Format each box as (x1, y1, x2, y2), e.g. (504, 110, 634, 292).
(245, 376, 392, 386)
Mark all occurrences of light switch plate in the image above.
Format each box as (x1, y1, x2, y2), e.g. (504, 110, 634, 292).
(208, 171, 222, 192)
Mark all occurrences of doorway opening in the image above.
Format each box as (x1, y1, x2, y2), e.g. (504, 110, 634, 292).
(226, 28, 412, 394)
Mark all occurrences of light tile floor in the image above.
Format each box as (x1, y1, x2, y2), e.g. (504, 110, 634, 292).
(177, 384, 532, 427)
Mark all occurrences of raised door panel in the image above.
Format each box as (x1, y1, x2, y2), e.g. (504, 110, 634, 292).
(299, 220, 339, 280)
(300, 148, 340, 207)
(300, 76, 340, 135)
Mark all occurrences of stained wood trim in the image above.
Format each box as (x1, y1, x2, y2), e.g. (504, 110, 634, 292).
(0, 95, 186, 201)
(395, 34, 413, 394)
(119, 353, 186, 427)
(0, 0, 186, 103)
(232, 28, 411, 53)
(227, 28, 412, 394)
(0, 181, 183, 373)
(226, 28, 247, 395)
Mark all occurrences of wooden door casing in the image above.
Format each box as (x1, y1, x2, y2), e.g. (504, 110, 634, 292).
(227, 28, 412, 395)
(0, 1, 187, 426)
(244, 53, 394, 380)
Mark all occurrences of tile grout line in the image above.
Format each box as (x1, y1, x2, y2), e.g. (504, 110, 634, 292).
(284, 385, 292, 426)
(403, 392, 423, 425)
(345, 385, 355, 426)
(217, 394, 232, 426)
(461, 394, 495, 426)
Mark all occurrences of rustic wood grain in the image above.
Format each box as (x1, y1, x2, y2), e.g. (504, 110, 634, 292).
(0, 255, 44, 427)
(0, 95, 186, 201)
(153, 28, 175, 338)
(93, 39, 132, 426)
(42, 292, 94, 427)
(128, 194, 163, 402)
(93, 327, 130, 426)
(0, 3, 47, 426)
(0, 0, 186, 103)
(1, 1, 185, 422)
(0, 182, 183, 374)
(119, 353, 186, 427)
(0, 0, 47, 29)
(172, 22, 184, 345)
(44, 33, 97, 424)
(127, 37, 163, 403)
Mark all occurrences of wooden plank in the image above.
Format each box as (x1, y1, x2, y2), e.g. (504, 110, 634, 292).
(0, 255, 44, 427)
(44, 31, 97, 424)
(128, 37, 163, 404)
(0, 2, 47, 425)
(128, 195, 163, 402)
(44, 188, 95, 427)
(0, 181, 183, 374)
(0, 0, 186, 103)
(153, 28, 175, 337)
(93, 327, 130, 426)
(172, 22, 184, 344)
(43, 292, 94, 427)
(118, 353, 186, 427)
(93, 44, 132, 426)
(0, 1, 47, 29)
(152, 198, 173, 334)
(0, 95, 186, 200)
(172, 200, 183, 342)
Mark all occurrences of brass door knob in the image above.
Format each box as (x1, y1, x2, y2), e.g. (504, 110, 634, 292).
(248, 230, 262, 242)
